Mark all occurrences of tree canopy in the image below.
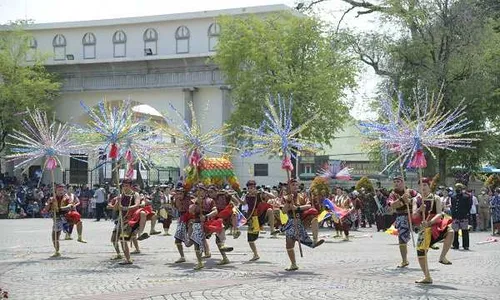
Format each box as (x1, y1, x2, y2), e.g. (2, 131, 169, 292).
(0, 22, 60, 158)
(213, 12, 357, 147)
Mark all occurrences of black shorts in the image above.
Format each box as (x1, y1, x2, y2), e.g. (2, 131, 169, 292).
(247, 232, 259, 242)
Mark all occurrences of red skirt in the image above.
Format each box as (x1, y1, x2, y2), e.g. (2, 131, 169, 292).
(65, 210, 81, 224)
(216, 205, 233, 220)
(255, 202, 272, 217)
(204, 219, 224, 234)
(180, 212, 195, 223)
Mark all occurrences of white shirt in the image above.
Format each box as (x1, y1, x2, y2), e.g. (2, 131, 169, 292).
(470, 195, 478, 214)
(95, 188, 106, 204)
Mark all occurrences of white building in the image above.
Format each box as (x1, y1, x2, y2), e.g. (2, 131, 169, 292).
(7, 4, 297, 186)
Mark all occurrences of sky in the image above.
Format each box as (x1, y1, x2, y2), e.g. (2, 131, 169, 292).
(0, 0, 381, 120)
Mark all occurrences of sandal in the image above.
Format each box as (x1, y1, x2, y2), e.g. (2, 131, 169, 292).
(249, 255, 260, 262)
(439, 259, 452, 265)
(397, 261, 409, 268)
(415, 278, 433, 284)
(119, 260, 133, 265)
(285, 264, 299, 271)
(175, 257, 186, 263)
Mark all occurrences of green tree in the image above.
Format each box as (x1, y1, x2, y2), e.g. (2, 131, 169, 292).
(213, 12, 357, 164)
(0, 22, 60, 163)
(301, 0, 500, 183)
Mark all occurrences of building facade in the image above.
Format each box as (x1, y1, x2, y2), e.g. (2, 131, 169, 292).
(4, 5, 297, 186)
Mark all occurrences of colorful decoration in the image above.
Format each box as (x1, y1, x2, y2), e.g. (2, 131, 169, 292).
(359, 91, 480, 173)
(155, 101, 240, 190)
(75, 99, 152, 173)
(240, 94, 319, 168)
(318, 161, 352, 181)
(6, 109, 82, 172)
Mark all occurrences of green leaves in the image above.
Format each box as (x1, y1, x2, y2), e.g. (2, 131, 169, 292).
(213, 12, 357, 146)
(0, 23, 60, 154)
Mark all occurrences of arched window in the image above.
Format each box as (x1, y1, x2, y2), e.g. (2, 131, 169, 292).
(112, 30, 127, 58)
(208, 22, 221, 52)
(175, 25, 190, 54)
(143, 28, 158, 56)
(26, 37, 37, 61)
(53, 34, 66, 60)
(82, 32, 96, 59)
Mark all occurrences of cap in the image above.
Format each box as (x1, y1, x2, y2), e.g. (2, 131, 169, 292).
(455, 183, 465, 189)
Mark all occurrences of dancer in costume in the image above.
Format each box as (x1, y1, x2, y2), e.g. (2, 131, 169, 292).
(108, 179, 141, 265)
(210, 186, 240, 239)
(189, 184, 226, 270)
(282, 178, 324, 271)
(63, 187, 87, 243)
(132, 184, 161, 240)
(43, 184, 86, 257)
(451, 183, 472, 250)
(340, 193, 354, 241)
(206, 185, 234, 265)
(413, 177, 453, 284)
(173, 184, 194, 263)
(387, 175, 419, 268)
(240, 180, 278, 262)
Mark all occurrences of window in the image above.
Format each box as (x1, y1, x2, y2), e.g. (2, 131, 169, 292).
(53, 34, 66, 60)
(254, 164, 269, 177)
(304, 164, 312, 174)
(208, 22, 221, 52)
(175, 25, 190, 54)
(82, 32, 96, 59)
(113, 30, 127, 57)
(69, 154, 88, 184)
(143, 28, 158, 56)
(26, 37, 37, 61)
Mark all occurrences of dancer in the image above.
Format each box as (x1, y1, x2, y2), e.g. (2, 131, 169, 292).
(109, 179, 141, 265)
(43, 184, 85, 257)
(413, 177, 453, 284)
(154, 186, 173, 236)
(189, 184, 224, 270)
(173, 184, 194, 263)
(387, 175, 419, 268)
(241, 180, 278, 262)
(206, 186, 234, 265)
(340, 193, 354, 241)
(282, 178, 324, 271)
(64, 187, 87, 243)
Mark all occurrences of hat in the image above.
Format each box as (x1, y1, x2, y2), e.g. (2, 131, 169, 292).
(289, 178, 298, 184)
(56, 183, 65, 189)
(207, 185, 217, 191)
(418, 177, 432, 185)
(391, 174, 404, 181)
(455, 183, 465, 189)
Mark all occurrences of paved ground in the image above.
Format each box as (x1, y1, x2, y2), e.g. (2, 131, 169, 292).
(0, 219, 498, 300)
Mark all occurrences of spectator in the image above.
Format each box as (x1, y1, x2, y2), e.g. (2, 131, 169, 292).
(478, 189, 491, 231)
(469, 190, 478, 231)
(93, 184, 107, 221)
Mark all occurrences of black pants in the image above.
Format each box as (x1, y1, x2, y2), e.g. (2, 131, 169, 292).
(453, 230, 469, 249)
(469, 214, 477, 231)
(95, 202, 107, 221)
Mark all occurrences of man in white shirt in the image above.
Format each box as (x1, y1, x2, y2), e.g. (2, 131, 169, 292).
(469, 189, 479, 231)
(94, 184, 107, 221)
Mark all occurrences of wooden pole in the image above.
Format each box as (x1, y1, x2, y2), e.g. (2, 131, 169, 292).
(50, 168, 57, 253)
(286, 169, 303, 258)
(398, 161, 415, 248)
